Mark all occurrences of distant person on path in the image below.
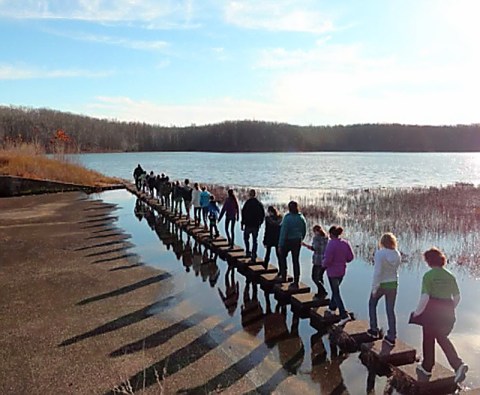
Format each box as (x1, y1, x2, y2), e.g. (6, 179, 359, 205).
(173, 181, 183, 215)
(241, 189, 265, 262)
(182, 179, 193, 219)
(263, 206, 282, 268)
(133, 164, 143, 190)
(367, 232, 401, 345)
(138, 171, 147, 193)
(277, 201, 307, 287)
(411, 247, 468, 383)
(207, 195, 220, 239)
(199, 186, 210, 229)
(162, 177, 172, 208)
(302, 225, 329, 298)
(147, 171, 156, 197)
(323, 225, 354, 326)
(219, 189, 240, 249)
(192, 183, 202, 226)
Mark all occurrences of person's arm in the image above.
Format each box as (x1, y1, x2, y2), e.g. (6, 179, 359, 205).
(218, 202, 226, 222)
(414, 294, 430, 316)
(371, 250, 382, 294)
(300, 216, 307, 240)
(322, 242, 333, 267)
(302, 241, 313, 250)
(278, 216, 287, 248)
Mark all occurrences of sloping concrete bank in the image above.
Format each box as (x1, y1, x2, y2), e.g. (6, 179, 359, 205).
(0, 175, 125, 197)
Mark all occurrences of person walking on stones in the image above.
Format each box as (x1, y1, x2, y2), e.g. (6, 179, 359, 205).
(147, 171, 156, 198)
(302, 224, 329, 298)
(219, 189, 240, 249)
(323, 225, 354, 326)
(207, 195, 220, 239)
(133, 164, 143, 190)
(241, 189, 265, 262)
(182, 179, 193, 219)
(192, 183, 202, 226)
(263, 206, 282, 268)
(277, 201, 307, 288)
(367, 232, 401, 345)
(411, 247, 468, 383)
(199, 186, 210, 229)
(173, 181, 183, 215)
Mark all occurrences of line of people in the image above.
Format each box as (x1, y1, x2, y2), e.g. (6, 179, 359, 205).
(132, 165, 468, 384)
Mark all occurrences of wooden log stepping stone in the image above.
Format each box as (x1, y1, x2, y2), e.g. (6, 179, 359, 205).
(309, 306, 354, 329)
(390, 362, 457, 395)
(291, 293, 330, 318)
(259, 273, 293, 292)
(274, 282, 310, 303)
(246, 264, 278, 277)
(360, 339, 416, 367)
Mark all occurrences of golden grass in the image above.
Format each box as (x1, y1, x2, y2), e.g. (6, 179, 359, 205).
(0, 146, 121, 187)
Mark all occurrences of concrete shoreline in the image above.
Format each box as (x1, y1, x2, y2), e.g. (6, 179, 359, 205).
(0, 191, 257, 394)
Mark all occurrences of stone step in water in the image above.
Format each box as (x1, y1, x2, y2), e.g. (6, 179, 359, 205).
(291, 293, 330, 318)
(246, 264, 278, 278)
(274, 282, 310, 303)
(360, 339, 417, 367)
(259, 273, 293, 292)
(310, 306, 345, 329)
(391, 362, 457, 395)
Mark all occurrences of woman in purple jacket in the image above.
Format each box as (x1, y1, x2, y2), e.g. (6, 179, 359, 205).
(323, 225, 354, 326)
(219, 189, 240, 249)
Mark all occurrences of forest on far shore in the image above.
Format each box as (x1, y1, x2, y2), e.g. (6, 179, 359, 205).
(1, 105, 479, 153)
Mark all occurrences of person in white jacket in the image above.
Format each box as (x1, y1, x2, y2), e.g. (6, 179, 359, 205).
(367, 233, 401, 346)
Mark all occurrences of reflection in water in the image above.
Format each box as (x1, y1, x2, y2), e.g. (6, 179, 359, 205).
(241, 281, 264, 336)
(219, 266, 240, 316)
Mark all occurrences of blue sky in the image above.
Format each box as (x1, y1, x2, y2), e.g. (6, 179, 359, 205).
(0, 0, 479, 126)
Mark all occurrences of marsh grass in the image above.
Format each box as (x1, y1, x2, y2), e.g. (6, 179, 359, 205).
(0, 142, 121, 187)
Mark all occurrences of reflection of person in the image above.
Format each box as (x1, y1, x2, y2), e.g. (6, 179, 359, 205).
(310, 347, 347, 395)
(368, 232, 401, 345)
(192, 241, 202, 277)
(278, 201, 307, 287)
(241, 189, 265, 262)
(263, 301, 289, 348)
(207, 254, 220, 287)
(412, 248, 468, 383)
(134, 199, 144, 221)
(277, 314, 305, 374)
(263, 206, 282, 267)
(219, 189, 240, 249)
(241, 281, 264, 337)
(302, 225, 329, 298)
(323, 225, 354, 326)
(218, 266, 239, 316)
(182, 238, 193, 273)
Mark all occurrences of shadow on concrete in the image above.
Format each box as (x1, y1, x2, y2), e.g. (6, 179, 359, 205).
(92, 253, 137, 264)
(86, 232, 126, 240)
(59, 293, 180, 347)
(108, 263, 142, 272)
(77, 272, 171, 305)
(79, 216, 118, 224)
(85, 245, 131, 257)
(75, 240, 127, 251)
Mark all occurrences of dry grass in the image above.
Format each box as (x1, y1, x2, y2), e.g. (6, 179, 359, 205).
(0, 144, 121, 187)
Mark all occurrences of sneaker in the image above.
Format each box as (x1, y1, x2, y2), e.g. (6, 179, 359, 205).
(338, 316, 351, 326)
(324, 308, 336, 316)
(455, 363, 468, 383)
(367, 329, 380, 338)
(416, 363, 432, 377)
(383, 336, 396, 347)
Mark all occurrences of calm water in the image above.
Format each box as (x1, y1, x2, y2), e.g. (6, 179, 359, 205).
(81, 152, 480, 392)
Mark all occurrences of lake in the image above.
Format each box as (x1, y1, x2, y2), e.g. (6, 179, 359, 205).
(77, 152, 480, 392)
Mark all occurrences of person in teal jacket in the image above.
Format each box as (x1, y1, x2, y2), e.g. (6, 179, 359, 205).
(278, 201, 307, 287)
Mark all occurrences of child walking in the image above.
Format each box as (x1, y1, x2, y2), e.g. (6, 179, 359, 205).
(367, 233, 401, 345)
(302, 225, 329, 298)
(411, 247, 468, 383)
(207, 195, 220, 239)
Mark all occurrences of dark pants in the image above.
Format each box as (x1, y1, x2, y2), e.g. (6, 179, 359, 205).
(194, 207, 202, 225)
(422, 324, 462, 372)
(312, 265, 327, 296)
(243, 226, 259, 259)
(264, 245, 279, 265)
(328, 276, 348, 319)
(279, 239, 301, 283)
(225, 217, 236, 247)
(209, 219, 219, 239)
(369, 288, 397, 339)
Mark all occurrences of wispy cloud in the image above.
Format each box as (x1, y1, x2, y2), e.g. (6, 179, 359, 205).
(0, 64, 112, 80)
(0, 0, 199, 28)
(224, 0, 334, 33)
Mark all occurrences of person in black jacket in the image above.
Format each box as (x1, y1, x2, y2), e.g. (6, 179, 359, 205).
(263, 206, 282, 268)
(241, 189, 265, 262)
(133, 164, 143, 190)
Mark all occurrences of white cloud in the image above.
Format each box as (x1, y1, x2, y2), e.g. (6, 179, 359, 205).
(0, 64, 112, 80)
(224, 0, 334, 33)
(0, 0, 199, 28)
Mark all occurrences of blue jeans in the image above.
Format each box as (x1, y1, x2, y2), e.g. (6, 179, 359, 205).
(369, 287, 397, 339)
(243, 226, 259, 259)
(328, 276, 348, 319)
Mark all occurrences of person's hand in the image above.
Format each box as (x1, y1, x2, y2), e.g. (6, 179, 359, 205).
(301, 242, 308, 247)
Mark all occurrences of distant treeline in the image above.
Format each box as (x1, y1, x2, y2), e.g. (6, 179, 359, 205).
(1, 105, 479, 153)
